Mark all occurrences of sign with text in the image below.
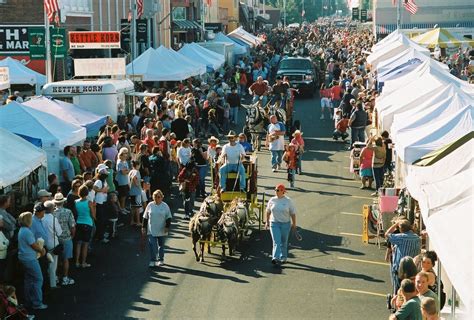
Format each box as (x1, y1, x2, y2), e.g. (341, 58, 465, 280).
(352, 8, 359, 21)
(69, 31, 120, 49)
(28, 27, 67, 59)
(50, 84, 105, 94)
(136, 19, 148, 43)
(0, 25, 31, 54)
(0, 67, 10, 90)
(360, 9, 368, 22)
(74, 58, 126, 77)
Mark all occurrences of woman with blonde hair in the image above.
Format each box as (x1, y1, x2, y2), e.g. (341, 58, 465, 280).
(17, 211, 48, 309)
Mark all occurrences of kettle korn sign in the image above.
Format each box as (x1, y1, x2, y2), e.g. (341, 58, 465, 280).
(69, 31, 121, 49)
(51, 85, 104, 94)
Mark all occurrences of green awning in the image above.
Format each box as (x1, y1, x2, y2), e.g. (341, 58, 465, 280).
(413, 131, 474, 166)
(173, 20, 202, 30)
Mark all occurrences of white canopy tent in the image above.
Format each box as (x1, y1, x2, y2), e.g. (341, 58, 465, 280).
(23, 96, 108, 137)
(227, 27, 263, 47)
(367, 33, 430, 69)
(391, 87, 473, 138)
(394, 105, 473, 164)
(0, 128, 47, 189)
(405, 137, 473, 316)
(377, 47, 448, 84)
(376, 60, 474, 131)
(213, 33, 247, 55)
(372, 29, 404, 52)
(0, 101, 86, 176)
(0, 57, 46, 93)
(178, 43, 225, 71)
(126, 46, 205, 81)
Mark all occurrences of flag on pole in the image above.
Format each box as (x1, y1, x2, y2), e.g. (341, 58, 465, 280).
(301, 9, 305, 17)
(137, 0, 144, 19)
(403, 0, 418, 15)
(44, 0, 60, 24)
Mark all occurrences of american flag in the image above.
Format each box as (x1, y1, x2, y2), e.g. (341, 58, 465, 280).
(137, 0, 144, 19)
(44, 0, 60, 23)
(403, 0, 418, 15)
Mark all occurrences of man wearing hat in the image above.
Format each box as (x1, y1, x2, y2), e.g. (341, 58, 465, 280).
(219, 131, 246, 192)
(37, 189, 52, 204)
(270, 76, 289, 109)
(267, 115, 286, 172)
(52, 193, 76, 286)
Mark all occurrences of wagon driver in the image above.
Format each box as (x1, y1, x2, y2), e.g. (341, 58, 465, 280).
(219, 130, 246, 193)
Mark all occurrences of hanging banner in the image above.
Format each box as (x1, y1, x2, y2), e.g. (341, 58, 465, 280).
(69, 31, 121, 49)
(50, 27, 67, 58)
(136, 19, 148, 43)
(360, 9, 368, 22)
(28, 27, 66, 60)
(352, 8, 359, 21)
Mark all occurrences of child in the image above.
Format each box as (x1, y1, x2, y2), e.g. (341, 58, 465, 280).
(106, 192, 120, 239)
(333, 112, 349, 141)
(290, 130, 304, 174)
(282, 143, 298, 188)
(177, 162, 200, 220)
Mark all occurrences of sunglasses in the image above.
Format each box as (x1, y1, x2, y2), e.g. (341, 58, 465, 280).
(274, 189, 283, 192)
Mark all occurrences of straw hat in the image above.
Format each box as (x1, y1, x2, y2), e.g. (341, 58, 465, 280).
(226, 130, 237, 137)
(208, 136, 220, 144)
(293, 130, 303, 137)
(53, 193, 66, 204)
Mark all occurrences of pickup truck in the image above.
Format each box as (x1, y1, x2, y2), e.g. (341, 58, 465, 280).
(276, 57, 318, 97)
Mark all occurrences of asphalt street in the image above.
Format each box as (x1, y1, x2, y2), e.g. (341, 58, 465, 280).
(39, 94, 391, 320)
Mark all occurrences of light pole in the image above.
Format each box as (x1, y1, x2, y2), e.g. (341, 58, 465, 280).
(283, 0, 287, 27)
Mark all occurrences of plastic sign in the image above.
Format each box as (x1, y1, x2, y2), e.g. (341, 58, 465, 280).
(0, 67, 10, 91)
(69, 31, 121, 49)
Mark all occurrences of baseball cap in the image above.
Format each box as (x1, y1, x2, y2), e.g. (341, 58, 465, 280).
(275, 184, 286, 192)
(37, 189, 52, 198)
(97, 163, 109, 174)
(34, 202, 46, 213)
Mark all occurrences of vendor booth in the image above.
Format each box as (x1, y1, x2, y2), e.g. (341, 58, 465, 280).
(411, 28, 474, 49)
(178, 43, 225, 72)
(41, 79, 134, 121)
(196, 41, 234, 65)
(213, 33, 248, 56)
(0, 101, 86, 176)
(227, 27, 263, 47)
(0, 57, 46, 94)
(23, 96, 108, 137)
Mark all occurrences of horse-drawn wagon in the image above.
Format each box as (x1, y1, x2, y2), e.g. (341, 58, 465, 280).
(189, 152, 265, 262)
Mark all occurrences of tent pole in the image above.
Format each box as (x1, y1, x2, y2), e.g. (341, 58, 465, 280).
(397, 0, 401, 29)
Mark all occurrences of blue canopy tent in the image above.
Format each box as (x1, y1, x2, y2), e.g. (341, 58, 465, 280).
(179, 43, 225, 72)
(213, 32, 247, 55)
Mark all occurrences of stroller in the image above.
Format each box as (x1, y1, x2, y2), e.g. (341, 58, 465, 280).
(349, 141, 366, 179)
(0, 288, 31, 319)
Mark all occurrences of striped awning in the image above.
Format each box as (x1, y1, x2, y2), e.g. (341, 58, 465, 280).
(173, 20, 203, 30)
(411, 28, 474, 49)
(375, 21, 474, 35)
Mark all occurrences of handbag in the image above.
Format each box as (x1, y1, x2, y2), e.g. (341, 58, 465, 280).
(52, 216, 63, 256)
(179, 181, 187, 192)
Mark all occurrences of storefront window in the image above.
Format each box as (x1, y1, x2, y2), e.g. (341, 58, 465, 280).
(173, 7, 186, 20)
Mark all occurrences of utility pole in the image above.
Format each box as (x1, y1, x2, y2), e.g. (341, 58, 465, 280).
(283, 0, 287, 27)
(44, 11, 52, 83)
(201, 0, 205, 41)
(131, 1, 137, 60)
(397, 0, 401, 29)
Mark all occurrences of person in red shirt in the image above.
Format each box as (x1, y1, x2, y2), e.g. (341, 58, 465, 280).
(333, 111, 349, 141)
(78, 140, 98, 173)
(249, 76, 269, 106)
(283, 143, 298, 188)
(177, 162, 200, 220)
(320, 85, 332, 120)
(330, 81, 343, 110)
(142, 129, 155, 153)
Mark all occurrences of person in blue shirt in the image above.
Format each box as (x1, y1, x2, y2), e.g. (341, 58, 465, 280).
(31, 203, 49, 244)
(17, 211, 48, 310)
(238, 133, 253, 153)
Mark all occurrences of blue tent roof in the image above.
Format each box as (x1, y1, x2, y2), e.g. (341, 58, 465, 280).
(213, 33, 247, 55)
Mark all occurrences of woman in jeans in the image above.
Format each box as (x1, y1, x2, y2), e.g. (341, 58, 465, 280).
(264, 184, 297, 265)
(367, 136, 387, 196)
(75, 185, 96, 268)
(142, 190, 172, 267)
(17, 211, 48, 310)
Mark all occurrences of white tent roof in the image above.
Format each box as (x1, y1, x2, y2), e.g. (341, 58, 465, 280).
(371, 29, 404, 52)
(391, 87, 474, 137)
(213, 33, 247, 55)
(23, 96, 108, 137)
(178, 43, 225, 71)
(394, 105, 474, 164)
(405, 139, 473, 314)
(377, 47, 448, 83)
(0, 101, 86, 149)
(0, 57, 46, 87)
(367, 33, 430, 69)
(0, 128, 47, 189)
(126, 46, 205, 81)
(227, 27, 263, 47)
(167, 47, 206, 76)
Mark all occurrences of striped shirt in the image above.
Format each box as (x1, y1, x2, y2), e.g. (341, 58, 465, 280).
(388, 231, 420, 272)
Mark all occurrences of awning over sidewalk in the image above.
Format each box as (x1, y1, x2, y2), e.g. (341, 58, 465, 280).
(173, 20, 202, 30)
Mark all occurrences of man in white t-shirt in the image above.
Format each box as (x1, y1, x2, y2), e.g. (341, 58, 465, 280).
(267, 115, 286, 172)
(219, 130, 246, 192)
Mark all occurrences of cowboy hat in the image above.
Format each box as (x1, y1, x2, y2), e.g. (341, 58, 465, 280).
(53, 193, 66, 204)
(226, 130, 237, 137)
(208, 136, 220, 144)
(293, 130, 303, 136)
(97, 163, 109, 174)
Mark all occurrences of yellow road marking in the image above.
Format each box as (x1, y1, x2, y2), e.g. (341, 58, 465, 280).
(339, 232, 362, 237)
(337, 256, 390, 266)
(350, 195, 374, 200)
(340, 212, 362, 216)
(336, 288, 386, 298)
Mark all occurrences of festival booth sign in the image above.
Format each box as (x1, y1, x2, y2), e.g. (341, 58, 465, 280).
(394, 105, 473, 165)
(0, 101, 86, 176)
(23, 96, 108, 137)
(0, 57, 46, 93)
(376, 47, 448, 86)
(404, 135, 474, 316)
(0, 128, 47, 189)
(411, 28, 474, 49)
(391, 87, 474, 138)
(0, 66, 9, 91)
(178, 43, 225, 72)
(213, 33, 247, 56)
(69, 31, 121, 49)
(367, 33, 430, 69)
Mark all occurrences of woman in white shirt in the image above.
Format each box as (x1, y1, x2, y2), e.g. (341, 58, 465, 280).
(142, 190, 172, 267)
(177, 138, 192, 168)
(265, 184, 296, 265)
